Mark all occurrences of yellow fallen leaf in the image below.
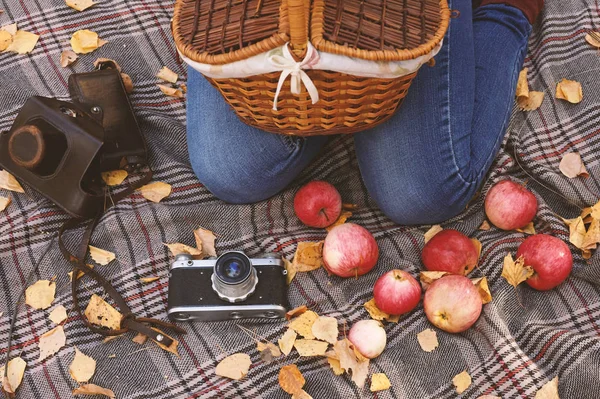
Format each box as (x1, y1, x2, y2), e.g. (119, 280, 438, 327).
(0, 357, 26, 394)
(69, 347, 96, 382)
(562, 217, 586, 249)
(586, 32, 600, 47)
(311, 315, 338, 344)
(68, 264, 94, 281)
(158, 84, 184, 98)
(48, 305, 68, 325)
(582, 217, 600, 250)
(139, 276, 160, 283)
(453, 370, 472, 394)
(289, 310, 318, 339)
(334, 339, 369, 388)
(101, 170, 128, 186)
(286, 305, 308, 320)
(137, 181, 172, 203)
(164, 242, 202, 257)
(88, 245, 115, 265)
(327, 356, 344, 375)
(215, 353, 251, 380)
(39, 326, 67, 361)
(5, 30, 39, 54)
(257, 341, 281, 362)
(150, 327, 179, 356)
(279, 364, 305, 395)
(472, 277, 492, 304)
(517, 91, 545, 111)
(278, 328, 297, 356)
(325, 210, 352, 232)
(516, 68, 529, 98)
(71, 29, 102, 54)
(1, 23, 17, 36)
(556, 79, 583, 104)
(419, 271, 448, 291)
(98, 38, 108, 48)
(132, 332, 148, 345)
(121, 72, 133, 93)
(292, 241, 324, 272)
(471, 237, 483, 261)
(0, 30, 12, 52)
(535, 376, 559, 399)
(559, 152, 588, 178)
(25, 280, 56, 310)
(479, 220, 491, 230)
(363, 298, 400, 323)
(424, 224, 443, 243)
(60, 50, 78, 67)
(501, 253, 534, 288)
(370, 373, 391, 392)
(294, 339, 329, 356)
(416, 328, 439, 352)
(0, 170, 24, 193)
(66, 0, 95, 11)
(283, 257, 296, 285)
(157, 66, 178, 83)
(84, 294, 122, 330)
(194, 227, 217, 257)
(73, 384, 115, 398)
(180, 83, 187, 94)
(516, 221, 536, 235)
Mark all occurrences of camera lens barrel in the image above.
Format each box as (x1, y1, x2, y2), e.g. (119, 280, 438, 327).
(211, 252, 258, 303)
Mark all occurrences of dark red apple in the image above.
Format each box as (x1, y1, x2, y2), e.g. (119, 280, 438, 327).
(421, 229, 479, 275)
(322, 223, 379, 278)
(516, 234, 573, 291)
(293, 181, 342, 228)
(423, 275, 482, 333)
(373, 270, 421, 315)
(485, 180, 537, 230)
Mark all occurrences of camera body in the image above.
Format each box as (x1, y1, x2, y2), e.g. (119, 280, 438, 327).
(167, 252, 289, 322)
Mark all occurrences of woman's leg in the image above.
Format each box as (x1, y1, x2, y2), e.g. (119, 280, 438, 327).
(354, 0, 535, 225)
(186, 68, 330, 204)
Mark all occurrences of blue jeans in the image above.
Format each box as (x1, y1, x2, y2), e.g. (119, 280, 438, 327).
(186, 1, 532, 225)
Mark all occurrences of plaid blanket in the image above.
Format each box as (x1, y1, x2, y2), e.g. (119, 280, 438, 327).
(1, 1, 599, 398)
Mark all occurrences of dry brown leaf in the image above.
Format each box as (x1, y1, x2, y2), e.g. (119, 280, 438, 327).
(453, 370, 472, 394)
(39, 326, 66, 361)
(472, 277, 492, 304)
(60, 50, 78, 67)
(71, 29, 102, 54)
(326, 356, 344, 375)
(501, 253, 534, 288)
(150, 327, 179, 356)
(582, 217, 600, 250)
(164, 242, 202, 257)
(424, 225, 443, 243)
(325, 210, 353, 232)
(5, 30, 39, 54)
(334, 339, 369, 388)
(137, 181, 172, 203)
(215, 353, 251, 380)
(294, 339, 329, 356)
(516, 68, 529, 98)
(84, 294, 122, 330)
(68, 264, 94, 282)
(292, 241, 324, 272)
(157, 66, 178, 83)
(0, 357, 26, 394)
(25, 280, 56, 310)
(416, 328, 439, 352)
(311, 315, 338, 344)
(93, 57, 121, 71)
(562, 217, 586, 249)
(49, 305, 68, 325)
(289, 310, 318, 339)
(158, 84, 184, 98)
(88, 245, 115, 265)
(180, 83, 187, 94)
(132, 333, 148, 345)
(0, 30, 13, 52)
(283, 257, 296, 285)
(556, 79, 583, 104)
(101, 170, 128, 186)
(559, 152, 589, 178)
(73, 384, 115, 398)
(69, 347, 96, 382)
(278, 328, 297, 356)
(279, 364, 305, 395)
(370, 373, 391, 392)
(257, 341, 281, 362)
(517, 91, 545, 111)
(139, 276, 160, 283)
(585, 32, 600, 47)
(0, 170, 24, 193)
(419, 271, 448, 291)
(194, 227, 217, 257)
(66, 0, 96, 12)
(535, 376, 559, 399)
(479, 220, 491, 230)
(121, 73, 133, 93)
(363, 298, 399, 323)
(286, 305, 308, 320)
(516, 222, 536, 235)
(471, 237, 483, 261)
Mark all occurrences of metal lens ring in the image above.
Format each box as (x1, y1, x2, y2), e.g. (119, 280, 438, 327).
(211, 252, 258, 303)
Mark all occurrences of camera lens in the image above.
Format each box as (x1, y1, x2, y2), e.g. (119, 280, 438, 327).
(211, 252, 258, 303)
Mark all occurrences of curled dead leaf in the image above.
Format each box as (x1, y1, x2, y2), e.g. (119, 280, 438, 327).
(292, 241, 324, 272)
(363, 298, 400, 323)
(68, 264, 94, 281)
(424, 225, 443, 243)
(0, 170, 24, 193)
(516, 222, 536, 235)
(416, 328, 439, 352)
(157, 66, 178, 83)
(215, 353, 251, 380)
(471, 237, 482, 262)
(453, 370, 472, 394)
(556, 79, 583, 104)
(419, 271, 448, 291)
(562, 217, 586, 250)
(60, 50, 78, 67)
(333, 339, 369, 388)
(69, 347, 96, 382)
(501, 253, 534, 288)
(516, 68, 529, 98)
(326, 210, 352, 232)
(73, 384, 115, 398)
(89, 245, 116, 265)
(517, 91, 545, 111)
(25, 280, 56, 310)
(84, 294, 122, 330)
(472, 277, 492, 304)
(39, 326, 67, 361)
(284, 257, 296, 285)
(139, 276, 160, 283)
(137, 181, 172, 203)
(582, 217, 600, 250)
(193, 227, 217, 257)
(278, 328, 297, 356)
(286, 305, 308, 320)
(93, 57, 121, 71)
(164, 242, 202, 257)
(559, 152, 588, 179)
(370, 373, 391, 392)
(479, 220, 491, 230)
(158, 84, 184, 98)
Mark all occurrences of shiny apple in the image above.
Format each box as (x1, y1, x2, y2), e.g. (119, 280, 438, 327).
(373, 269, 421, 315)
(485, 180, 537, 230)
(421, 229, 479, 275)
(516, 234, 572, 291)
(293, 181, 342, 228)
(322, 223, 379, 278)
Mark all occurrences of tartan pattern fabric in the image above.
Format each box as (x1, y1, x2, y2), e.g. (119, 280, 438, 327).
(0, 0, 599, 398)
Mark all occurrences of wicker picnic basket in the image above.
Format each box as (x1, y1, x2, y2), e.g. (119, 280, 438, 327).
(173, 0, 450, 136)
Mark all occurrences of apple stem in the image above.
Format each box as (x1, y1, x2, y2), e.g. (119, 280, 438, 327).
(320, 209, 330, 222)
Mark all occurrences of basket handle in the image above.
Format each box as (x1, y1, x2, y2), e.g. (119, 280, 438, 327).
(287, 0, 308, 57)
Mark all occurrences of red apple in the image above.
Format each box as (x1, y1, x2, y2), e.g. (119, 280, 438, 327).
(348, 320, 386, 359)
(293, 181, 342, 228)
(423, 275, 482, 333)
(322, 223, 379, 278)
(421, 229, 479, 275)
(516, 234, 572, 291)
(485, 180, 537, 230)
(373, 270, 421, 315)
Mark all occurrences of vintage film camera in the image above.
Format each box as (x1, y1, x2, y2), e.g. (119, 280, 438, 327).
(0, 61, 147, 218)
(167, 251, 289, 322)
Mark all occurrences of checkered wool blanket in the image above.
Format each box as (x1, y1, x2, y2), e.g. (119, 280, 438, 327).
(1, 1, 599, 398)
